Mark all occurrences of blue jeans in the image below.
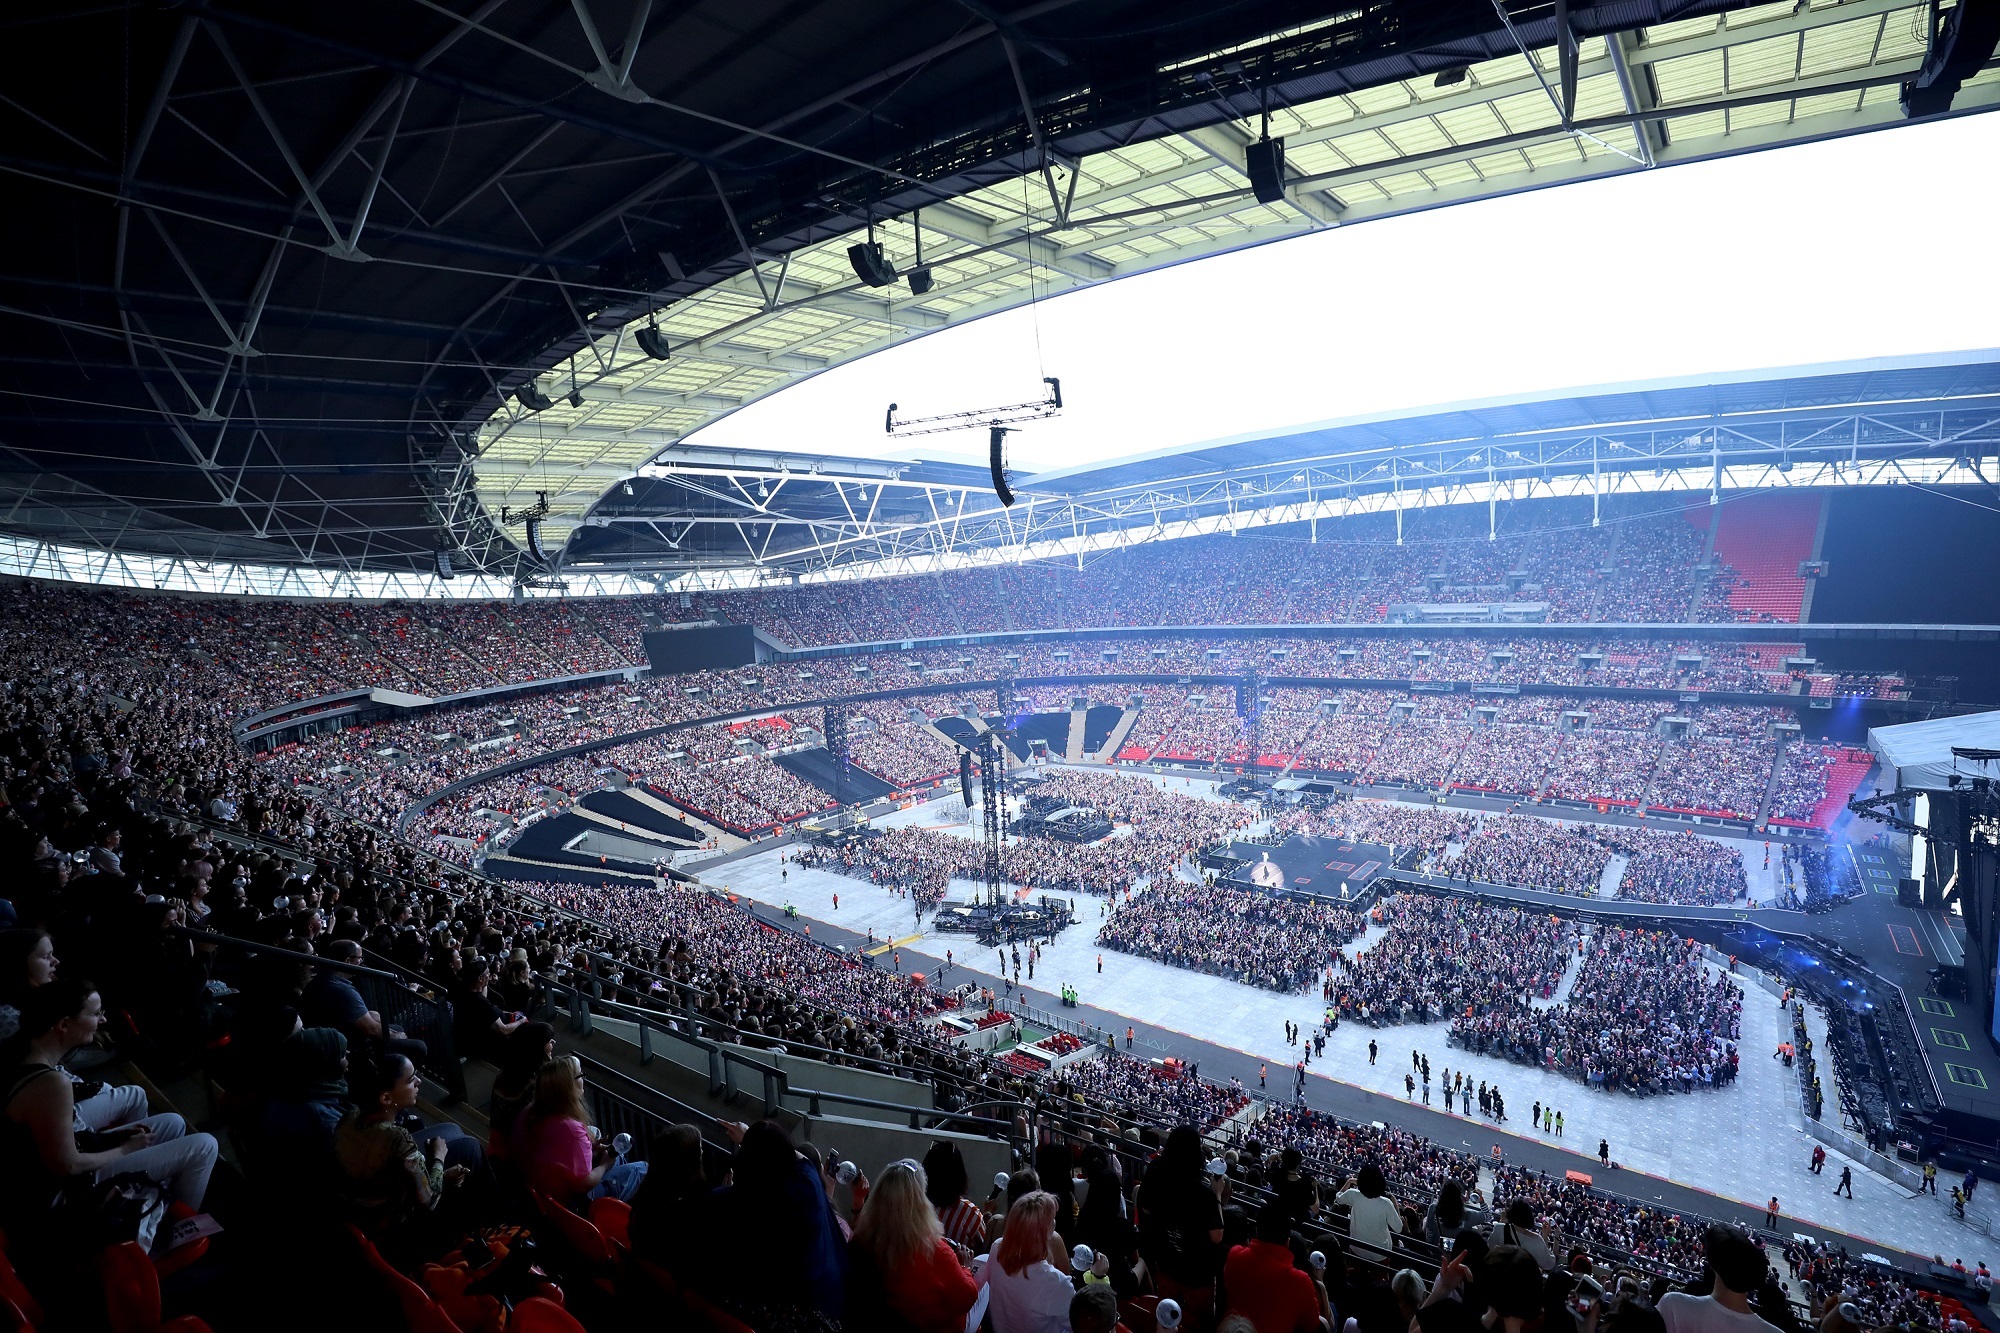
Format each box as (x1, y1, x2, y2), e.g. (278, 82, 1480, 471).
(590, 1159, 648, 1202)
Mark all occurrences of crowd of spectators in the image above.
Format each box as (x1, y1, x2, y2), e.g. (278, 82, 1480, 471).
(1451, 928, 1742, 1094)
(1095, 880, 1365, 992)
(797, 769, 1256, 907)
(1333, 895, 1575, 1025)
(1606, 830, 1748, 907)
(0, 561, 1964, 1333)
(1447, 816, 1612, 896)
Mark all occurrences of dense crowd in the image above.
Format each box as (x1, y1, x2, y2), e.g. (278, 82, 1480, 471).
(1448, 816, 1612, 896)
(0, 564, 1958, 1333)
(798, 770, 1256, 908)
(1333, 895, 1575, 1025)
(1095, 880, 1365, 992)
(1607, 829, 1749, 907)
(1451, 928, 1742, 1094)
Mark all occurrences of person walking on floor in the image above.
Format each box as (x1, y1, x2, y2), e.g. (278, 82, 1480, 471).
(1369, 1040, 1378, 1066)
(1810, 1144, 1825, 1175)
(1259, 1062, 1266, 1089)
(1963, 1168, 1979, 1201)
(1554, 1110, 1563, 1137)
(1600, 1139, 1611, 1168)
(1766, 1197, 1780, 1229)
(1924, 1161, 1938, 1194)
(1835, 1165, 1854, 1198)
(1405, 1073, 1415, 1100)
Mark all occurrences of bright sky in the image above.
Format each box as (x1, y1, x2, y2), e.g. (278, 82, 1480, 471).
(683, 113, 2000, 476)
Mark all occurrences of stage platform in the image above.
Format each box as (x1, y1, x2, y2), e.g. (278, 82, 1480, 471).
(1790, 886, 2000, 1131)
(1217, 834, 1397, 903)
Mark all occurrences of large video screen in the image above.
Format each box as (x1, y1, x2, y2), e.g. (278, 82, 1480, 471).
(643, 623, 755, 676)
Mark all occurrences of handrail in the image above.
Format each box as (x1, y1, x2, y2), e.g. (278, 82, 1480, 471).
(544, 979, 1015, 1137)
(170, 924, 411, 985)
(171, 923, 467, 1103)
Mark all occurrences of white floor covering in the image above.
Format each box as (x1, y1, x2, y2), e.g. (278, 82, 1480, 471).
(697, 775, 1991, 1265)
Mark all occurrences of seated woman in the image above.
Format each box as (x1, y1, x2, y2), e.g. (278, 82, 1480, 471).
(333, 1053, 478, 1261)
(978, 1191, 1078, 1333)
(2, 977, 219, 1257)
(510, 1057, 646, 1205)
(696, 1119, 848, 1326)
(850, 1158, 978, 1333)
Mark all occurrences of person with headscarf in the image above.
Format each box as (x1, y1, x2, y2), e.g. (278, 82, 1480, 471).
(486, 1020, 554, 1159)
(1072, 1144, 1138, 1298)
(628, 1123, 713, 1284)
(924, 1139, 987, 1252)
(696, 1119, 847, 1325)
(1138, 1124, 1227, 1328)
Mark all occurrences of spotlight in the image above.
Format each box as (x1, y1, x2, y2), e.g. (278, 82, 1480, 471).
(622, 479, 635, 496)
(634, 323, 671, 360)
(516, 383, 554, 412)
(1435, 67, 1468, 87)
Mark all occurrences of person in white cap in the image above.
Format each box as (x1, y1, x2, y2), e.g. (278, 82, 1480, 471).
(980, 1190, 1081, 1333)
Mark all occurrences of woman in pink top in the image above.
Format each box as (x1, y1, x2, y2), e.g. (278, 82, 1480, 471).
(512, 1058, 647, 1204)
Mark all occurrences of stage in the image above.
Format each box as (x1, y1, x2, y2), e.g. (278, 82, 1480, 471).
(1215, 834, 1397, 904)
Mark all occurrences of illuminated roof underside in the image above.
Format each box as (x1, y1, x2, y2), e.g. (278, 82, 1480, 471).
(473, 0, 2000, 560)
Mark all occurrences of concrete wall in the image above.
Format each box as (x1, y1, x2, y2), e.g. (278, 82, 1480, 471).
(799, 1113, 1012, 1205)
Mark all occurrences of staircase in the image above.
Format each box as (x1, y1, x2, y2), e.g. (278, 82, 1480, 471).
(1755, 737, 1790, 829)
(1094, 706, 1142, 762)
(1065, 707, 1087, 761)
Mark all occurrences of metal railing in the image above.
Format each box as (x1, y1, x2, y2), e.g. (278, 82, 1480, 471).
(174, 925, 467, 1103)
(541, 978, 1019, 1139)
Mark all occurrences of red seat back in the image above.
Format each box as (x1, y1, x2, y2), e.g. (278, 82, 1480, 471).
(0, 1245, 43, 1330)
(100, 1243, 162, 1333)
(508, 1297, 588, 1333)
(532, 1191, 616, 1270)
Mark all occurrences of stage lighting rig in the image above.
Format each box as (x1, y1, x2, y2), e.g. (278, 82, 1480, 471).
(501, 491, 554, 565)
(883, 377, 1063, 438)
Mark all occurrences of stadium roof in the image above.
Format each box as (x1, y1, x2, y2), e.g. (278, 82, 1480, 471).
(554, 348, 2000, 582)
(1, 0, 1996, 587)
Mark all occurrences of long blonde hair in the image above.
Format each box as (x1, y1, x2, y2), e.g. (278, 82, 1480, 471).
(994, 1191, 1057, 1276)
(853, 1159, 942, 1272)
(528, 1057, 588, 1124)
